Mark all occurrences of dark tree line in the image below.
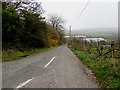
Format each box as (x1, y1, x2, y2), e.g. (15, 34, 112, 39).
(2, 1, 62, 50)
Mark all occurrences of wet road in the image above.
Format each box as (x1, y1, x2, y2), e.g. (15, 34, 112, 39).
(2, 45, 100, 88)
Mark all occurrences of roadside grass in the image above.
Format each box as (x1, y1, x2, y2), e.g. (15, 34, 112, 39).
(69, 46, 120, 88)
(2, 47, 55, 61)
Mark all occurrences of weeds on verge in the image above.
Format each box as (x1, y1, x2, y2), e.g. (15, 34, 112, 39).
(69, 46, 120, 88)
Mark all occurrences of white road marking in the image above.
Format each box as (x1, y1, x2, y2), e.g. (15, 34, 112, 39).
(45, 56, 55, 68)
(16, 77, 34, 88)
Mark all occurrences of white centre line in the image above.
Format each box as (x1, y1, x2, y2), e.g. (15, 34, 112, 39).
(45, 56, 55, 68)
(16, 77, 34, 89)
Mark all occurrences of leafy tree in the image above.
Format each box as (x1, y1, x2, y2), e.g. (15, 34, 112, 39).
(2, 3, 25, 44)
(2, 1, 62, 50)
(22, 11, 49, 48)
(47, 24, 60, 46)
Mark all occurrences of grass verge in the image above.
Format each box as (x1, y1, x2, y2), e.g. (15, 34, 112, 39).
(2, 47, 56, 61)
(69, 46, 120, 88)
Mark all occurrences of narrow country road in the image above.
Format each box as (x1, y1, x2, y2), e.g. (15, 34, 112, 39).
(2, 45, 100, 88)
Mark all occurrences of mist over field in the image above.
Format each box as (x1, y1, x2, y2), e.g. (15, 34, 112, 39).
(65, 28, 118, 41)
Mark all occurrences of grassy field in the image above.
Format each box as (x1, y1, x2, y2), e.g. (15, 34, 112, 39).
(86, 33, 112, 37)
(2, 47, 55, 61)
(69, 46, 120, 88)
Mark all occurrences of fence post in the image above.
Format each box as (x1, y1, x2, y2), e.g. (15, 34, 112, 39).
(111, 41, 115, 58)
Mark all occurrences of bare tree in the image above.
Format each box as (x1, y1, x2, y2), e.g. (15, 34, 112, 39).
(4, 0, 44, 15)
(48, 14, 65, 30)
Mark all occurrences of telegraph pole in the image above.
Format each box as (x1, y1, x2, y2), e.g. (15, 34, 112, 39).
(69, 25, 71, 44)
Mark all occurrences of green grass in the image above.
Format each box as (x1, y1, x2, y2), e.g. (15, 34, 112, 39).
(2, 47, 56, 61)
(69, 46, 120, 88)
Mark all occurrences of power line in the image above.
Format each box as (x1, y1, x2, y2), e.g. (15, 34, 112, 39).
(72, 0, 91, 25)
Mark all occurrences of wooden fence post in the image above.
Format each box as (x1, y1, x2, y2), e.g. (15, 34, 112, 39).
(111, 41, 115, 58)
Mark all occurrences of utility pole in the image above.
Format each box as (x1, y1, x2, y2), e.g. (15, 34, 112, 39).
(69, 25, 71, 44)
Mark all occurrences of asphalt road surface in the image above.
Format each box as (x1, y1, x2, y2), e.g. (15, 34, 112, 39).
(2, 45, 100, 88)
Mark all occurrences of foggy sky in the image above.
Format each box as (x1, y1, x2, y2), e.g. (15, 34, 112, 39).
(41, 0, 118, 31)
